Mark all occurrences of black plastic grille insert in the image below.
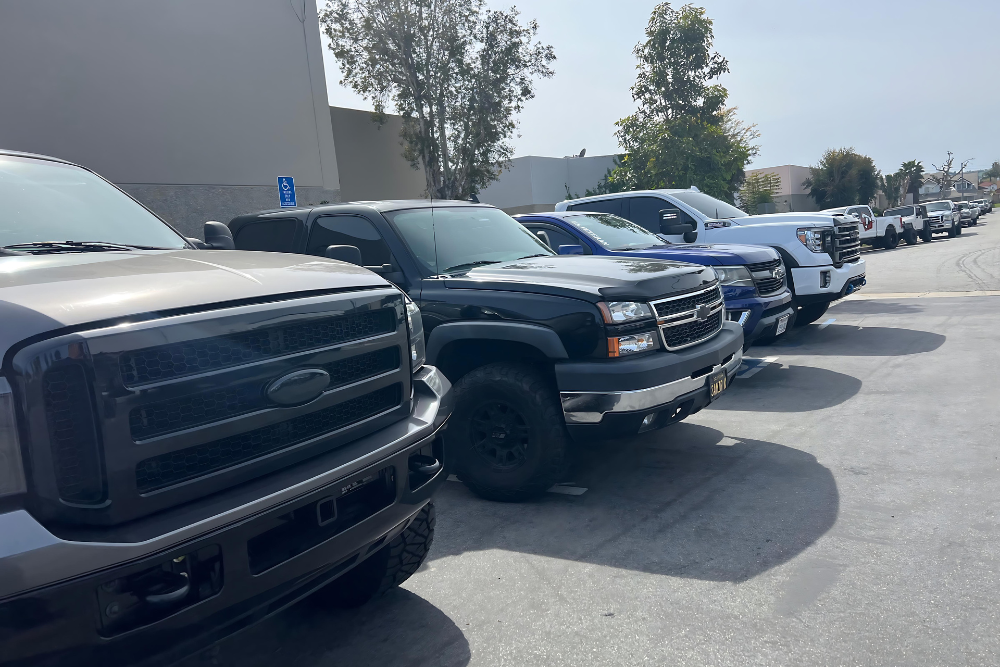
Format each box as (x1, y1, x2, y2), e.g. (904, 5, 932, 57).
(129, 347, 401, 440)
(42, 365, 106, 504)
(660, 311, 723, 350)
(135, 383, 402, 492)
(119, 309, 396, 387)
(653, 286, 722, 318)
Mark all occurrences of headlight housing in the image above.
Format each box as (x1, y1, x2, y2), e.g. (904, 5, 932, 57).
(404, 298, 426, 371)
(713, 265, 754, 287)
(0, 377, 26, 498)
(608, 332, 659, 357)
(796, 228, 828, 253)
(597, 301, 655, 323)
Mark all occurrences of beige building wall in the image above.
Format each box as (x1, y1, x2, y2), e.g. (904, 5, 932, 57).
(744, 164, 818, 212)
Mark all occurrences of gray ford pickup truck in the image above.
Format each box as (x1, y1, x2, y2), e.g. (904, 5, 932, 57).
(0, 151, 452, 666)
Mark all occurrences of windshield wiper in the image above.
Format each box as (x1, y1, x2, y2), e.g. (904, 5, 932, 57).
(515, 254, 550, 260)
(441, 259, 502, 275)
(0, 241, 162, 253)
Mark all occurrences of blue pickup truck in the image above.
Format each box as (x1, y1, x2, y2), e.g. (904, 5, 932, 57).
(514, 211, 795, 348)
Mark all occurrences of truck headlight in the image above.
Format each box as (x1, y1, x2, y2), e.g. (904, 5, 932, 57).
(608, 332, 659, 357)
(0, 378, 26, 498)
(796, 228, 828, 253)
(597, 301, 655, 323)
(713, 265, 754, 287)
(404, 298, 426, 371)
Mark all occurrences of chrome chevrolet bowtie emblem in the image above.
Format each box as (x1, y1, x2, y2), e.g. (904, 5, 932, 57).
(694, 304, 711, 321)
(772, 266, 785, 280)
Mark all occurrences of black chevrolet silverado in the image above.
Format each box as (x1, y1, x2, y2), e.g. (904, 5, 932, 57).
(230, 201, 744, 501)
(0, 152, 451, 666)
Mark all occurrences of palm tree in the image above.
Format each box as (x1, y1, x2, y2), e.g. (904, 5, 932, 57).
(898, 160, 924, 204)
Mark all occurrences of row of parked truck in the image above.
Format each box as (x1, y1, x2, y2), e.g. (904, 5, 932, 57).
(822, 197, 992, 250)
(2, 148, 955, 666)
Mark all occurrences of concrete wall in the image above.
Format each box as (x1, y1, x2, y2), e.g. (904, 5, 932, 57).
(744, 164, 819, 212)
(0, 0, 340, 237)
(330, 107, 427, 202)
(479, 155, 618, 213)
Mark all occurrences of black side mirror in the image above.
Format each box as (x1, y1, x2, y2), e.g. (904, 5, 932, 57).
(659, 208, 695, 235)
(325, 245, 362, 265)
(683, 231, 699, 243)
(203, 221, 235, 250)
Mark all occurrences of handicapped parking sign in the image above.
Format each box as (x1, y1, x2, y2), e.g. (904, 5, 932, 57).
(277, 176, 296, 208)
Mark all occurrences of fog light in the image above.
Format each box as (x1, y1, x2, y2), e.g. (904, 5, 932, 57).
(820, 271, 832, 289)
(608, 332, 658, 357)
(642, 413, 656, 426)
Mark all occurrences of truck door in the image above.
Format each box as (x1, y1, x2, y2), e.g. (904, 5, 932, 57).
(626, 195, 700, 243)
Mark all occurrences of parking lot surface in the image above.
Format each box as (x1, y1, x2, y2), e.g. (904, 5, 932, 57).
(179, 221, 1000, 667)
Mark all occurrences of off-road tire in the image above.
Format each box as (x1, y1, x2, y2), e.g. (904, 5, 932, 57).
(921, 225, 933, 242)
(793, 302, 829, 327)
(884, 227, 899, 249)
(903, 228, 918, 245)
(448, 363, 569, 502)
(956, 221, 963, 235)
(949, 221, 959, 237)
(312, 502, 436, 608)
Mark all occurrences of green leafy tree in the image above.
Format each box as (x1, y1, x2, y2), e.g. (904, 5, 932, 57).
(321, 0, 555, 199)
(983, 161, 1000, 180)
(803, 148, 879, 208)
(898, 160, 924, 204)
(601, 3, 759, 202)
(880, 172, 905, 208)
(738, 171, 781, 213)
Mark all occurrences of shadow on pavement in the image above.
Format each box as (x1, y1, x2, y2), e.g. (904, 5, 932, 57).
(774, 324, 945, 355)
(830, 300, 925, 315)
(433, 423, 838, 583)
(711, 364, 861, 413)
(174, 588, 470, 667)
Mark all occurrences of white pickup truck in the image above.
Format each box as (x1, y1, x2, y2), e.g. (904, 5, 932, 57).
(556, 188, 866, 326)
(822, 204, 911, 248)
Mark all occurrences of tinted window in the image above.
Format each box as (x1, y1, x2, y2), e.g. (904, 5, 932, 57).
(671, 191, 748, 219)
(385, 206, 553, 275)
(0, 155, 187, 249)
(566, 198, 622, 216)
(307, 215, 391, 266)
(564, 213, 666, 250)
(523, 223, 583, 252)
(234, 219, 299, 252)
(885, 207, 914, 217)
(627, 196, 695, 232)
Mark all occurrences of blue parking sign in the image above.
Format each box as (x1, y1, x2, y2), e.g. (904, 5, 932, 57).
(277, 176, 296, 207)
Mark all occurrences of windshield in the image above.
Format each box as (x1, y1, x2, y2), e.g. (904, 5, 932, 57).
(385, 206, 553, 275)
(0, 155, 187, 250)
(671, 191, 748, 219)
(925, 201, 952, 212)
(564, 213, 666, 250)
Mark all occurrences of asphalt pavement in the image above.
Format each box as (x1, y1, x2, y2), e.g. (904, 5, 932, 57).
(178, 217, 1000, 667)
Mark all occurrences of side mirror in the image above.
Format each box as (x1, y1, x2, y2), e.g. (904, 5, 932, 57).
(534, 230, 552, 248)
(324, 245, 362, 265)
(659, 208, 694, 235)
(203, 221, 235, 250)
(683, 231, 699, 243)
(558, 245, 584, 255)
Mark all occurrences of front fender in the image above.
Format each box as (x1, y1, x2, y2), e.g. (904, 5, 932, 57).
(425, 321, 569, 366)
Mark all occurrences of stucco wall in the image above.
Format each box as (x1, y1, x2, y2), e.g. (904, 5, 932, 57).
(330, 107, 427, 202)
(479, 155, 618, 212)
(0, 0, 341, 236)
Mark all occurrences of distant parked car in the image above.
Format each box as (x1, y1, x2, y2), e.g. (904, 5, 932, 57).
(922, 200, 962, 237)
(884, 204, 934, 242)
(822, 204, 910, 248)
(957, 201, 978, 226)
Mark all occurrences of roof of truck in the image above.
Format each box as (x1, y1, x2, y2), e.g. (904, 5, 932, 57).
(0, 149, 77, 165)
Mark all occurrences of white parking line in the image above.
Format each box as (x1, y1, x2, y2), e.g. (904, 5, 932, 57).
(737, 356, 778, 379)
(818, 318, 836, 329)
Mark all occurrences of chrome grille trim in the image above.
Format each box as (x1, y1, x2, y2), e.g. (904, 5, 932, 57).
(649, 284, 726, 351)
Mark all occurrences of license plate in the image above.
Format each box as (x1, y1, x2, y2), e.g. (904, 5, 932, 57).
(708, 369, 728, 400)
(776, 314, 790, 336)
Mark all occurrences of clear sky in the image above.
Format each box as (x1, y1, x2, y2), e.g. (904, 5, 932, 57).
(321, 0, 1000, 175)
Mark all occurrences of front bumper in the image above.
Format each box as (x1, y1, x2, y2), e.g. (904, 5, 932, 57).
(0, 367, 452, 667)
(724, 289, 793, 345)
(557, 323, 743, 438)
(790, 257, 866, 303)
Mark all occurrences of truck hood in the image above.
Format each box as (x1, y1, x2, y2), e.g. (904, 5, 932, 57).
(725, 212, 845, 227)
(0, 250, 388, 357)
(443, 255, 716, 302)
(614, 243, 779, 266)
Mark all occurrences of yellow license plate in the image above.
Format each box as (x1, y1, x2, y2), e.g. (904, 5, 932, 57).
(709, 370, 728, 400)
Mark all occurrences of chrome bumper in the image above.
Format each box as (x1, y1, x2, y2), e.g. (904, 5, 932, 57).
(560, 347, 743, 424)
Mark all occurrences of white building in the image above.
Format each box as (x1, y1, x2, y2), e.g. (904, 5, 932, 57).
(742, 165, 819, 212)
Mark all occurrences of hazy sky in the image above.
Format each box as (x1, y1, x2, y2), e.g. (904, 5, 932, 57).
(321, 0, 1000, 174)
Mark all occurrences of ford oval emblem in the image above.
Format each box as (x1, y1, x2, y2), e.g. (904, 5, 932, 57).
(266, 369, 330, 406)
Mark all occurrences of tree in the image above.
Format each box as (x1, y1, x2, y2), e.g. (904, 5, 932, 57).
(738, 171, 781, 213)
(880, 172, 905, 208)
(803, 148, 879, 208)
(321, 0, 555, 199)
(983, 161, 1000, 180)
(925, 152, 971, 199)
(601, 3, 759, 202)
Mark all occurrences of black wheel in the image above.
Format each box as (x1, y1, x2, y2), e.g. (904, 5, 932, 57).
(883, 227, 899, 249)
(792, 302, 829, 327)
(447, 363, 569, 502)
(921, 225, 933, 242)
(949, 221, 958, 237)
(956, 220, 963, 235)
(903, 228, 918, 245)
(312, 502, 435, 608)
